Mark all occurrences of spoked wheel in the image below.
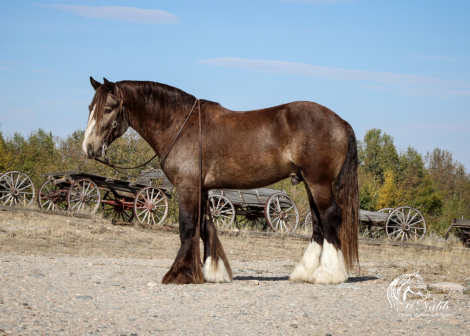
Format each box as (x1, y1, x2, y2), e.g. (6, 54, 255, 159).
(67, 179, 101, 214)
(134, 187, 168, 225)
(385, 206, 426, 242)
(38, 180, 68, 211)
(236, 213, 267, 231)
(102, 191, 134, 222)
(265, 193, 299, 233)
(209, 195, 235, 230)
(0, 171, 35, 207)
(300, 211, 313, 235)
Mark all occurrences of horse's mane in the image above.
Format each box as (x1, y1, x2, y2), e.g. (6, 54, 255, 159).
(91, 80, 220, 126)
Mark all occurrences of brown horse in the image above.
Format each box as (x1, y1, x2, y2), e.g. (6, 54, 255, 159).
(82, 77, 359, 285)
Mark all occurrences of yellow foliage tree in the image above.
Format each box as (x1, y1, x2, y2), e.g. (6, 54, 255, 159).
(376, 169, 403, 210)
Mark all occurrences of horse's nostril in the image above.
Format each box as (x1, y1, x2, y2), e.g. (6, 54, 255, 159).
(87, 144, 93, 157)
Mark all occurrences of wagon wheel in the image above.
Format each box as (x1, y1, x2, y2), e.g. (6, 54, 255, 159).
(300, 211, 313, 235)
(0, 171, 35, 207)
(209, 195, 235, 230)
(236, 213, 267, 231)
(133, 187, 168, 225)
(67, 179, 101, 214)
(385, 206, 426, 242)
(37, 180, 68, 211)
(265, 193, 299, 233)
(102, 191, 134, 222)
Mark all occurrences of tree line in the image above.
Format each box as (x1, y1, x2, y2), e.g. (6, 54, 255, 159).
(1, 126, 468, 235)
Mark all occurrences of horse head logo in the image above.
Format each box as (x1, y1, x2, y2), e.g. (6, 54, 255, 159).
(387, 271, 431, 310)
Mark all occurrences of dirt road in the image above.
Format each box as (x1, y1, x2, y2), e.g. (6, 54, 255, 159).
(0, 209, 469, 335)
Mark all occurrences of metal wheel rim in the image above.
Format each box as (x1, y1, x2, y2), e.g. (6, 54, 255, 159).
(67, 179, 101, 214)
(385, 206, 426, 242)
(0, 171, 35, 207)
(209, 195, 235, 230)
(301, 211, 313, 235)
(133, 187, 168, 225)
(265, 193, 299, 233)
(102, 191, 134, 222)
(378, 208, 394, 214)
(38, 180, 68, 211)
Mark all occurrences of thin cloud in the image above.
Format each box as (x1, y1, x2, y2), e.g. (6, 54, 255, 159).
(36, 4, 179, 24)
(0, 67, 18, 71)
(200, 58, 470, 92)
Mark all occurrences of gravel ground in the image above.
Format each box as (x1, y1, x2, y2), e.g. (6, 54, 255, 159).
(1, 253, 469, 336)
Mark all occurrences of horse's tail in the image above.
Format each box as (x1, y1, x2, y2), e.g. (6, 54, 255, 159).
(333, 122, 359, 271)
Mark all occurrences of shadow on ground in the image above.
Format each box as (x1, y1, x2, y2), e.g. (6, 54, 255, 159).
(234, 275, 289, 281)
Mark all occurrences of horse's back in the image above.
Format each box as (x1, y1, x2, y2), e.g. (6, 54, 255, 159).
(202, 100, 350, 188)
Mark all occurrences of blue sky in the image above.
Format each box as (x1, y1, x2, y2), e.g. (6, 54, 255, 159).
(1, 0, 469, 168)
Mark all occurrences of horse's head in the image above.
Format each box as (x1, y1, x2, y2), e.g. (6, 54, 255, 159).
(82, 77, 129, 159)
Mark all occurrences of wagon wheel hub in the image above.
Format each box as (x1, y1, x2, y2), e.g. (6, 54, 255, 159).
(80, 194, 88, 202)
(213, 210, 220, 217)
(279, 211, 286, 219)
(146, 202, 155, 211)
(10, 188, 19, 196)
(402, 223, 411, 231)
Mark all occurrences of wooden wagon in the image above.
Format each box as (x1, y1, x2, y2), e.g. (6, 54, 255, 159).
(300, 206, 427, 242)
(445, 217, 470, 246)
(208, 188, 300, 233)
(0, 171, 35, 207)
(37, 170, 174, 225)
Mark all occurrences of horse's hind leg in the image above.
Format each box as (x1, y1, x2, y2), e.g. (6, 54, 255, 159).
(200, 198, 233, 283)
(290, 180, 348, 284)
(162, 188, 204, 285)
(290, 186, 323, 282)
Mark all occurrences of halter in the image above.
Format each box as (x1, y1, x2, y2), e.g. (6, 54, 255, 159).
(101, 89, 124, 161)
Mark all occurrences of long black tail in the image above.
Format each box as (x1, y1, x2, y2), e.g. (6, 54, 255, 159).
(333, 123, 359, 270)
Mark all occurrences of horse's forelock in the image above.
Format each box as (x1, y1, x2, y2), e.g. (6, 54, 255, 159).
(91, 85, 110, 126)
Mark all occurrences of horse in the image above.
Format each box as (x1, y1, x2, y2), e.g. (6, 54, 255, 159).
(82, 77, 359, 285)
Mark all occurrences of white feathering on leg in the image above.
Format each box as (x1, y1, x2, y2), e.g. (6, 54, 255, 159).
(312, 239, 348, 284)
(202, 256, 232, 283)
(289, 241, 322, 283)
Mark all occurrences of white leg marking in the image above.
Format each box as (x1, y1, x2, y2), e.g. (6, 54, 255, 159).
(202, 256, 232, 283)
(312, 240, 348, 285)
(82, 104, 96, 155)
(289, 241, 322, 283)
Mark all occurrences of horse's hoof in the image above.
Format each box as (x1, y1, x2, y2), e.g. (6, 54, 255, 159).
(202, 256, 232, 283)
(162, 267, 204, 285)
(312, 267, 348, 285)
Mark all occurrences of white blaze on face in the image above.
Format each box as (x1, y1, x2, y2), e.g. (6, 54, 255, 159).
(82, 104, 96, 155)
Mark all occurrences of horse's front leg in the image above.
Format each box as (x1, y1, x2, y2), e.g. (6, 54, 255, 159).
(201, 198, 233, 283)
(162, 188, 204, 285)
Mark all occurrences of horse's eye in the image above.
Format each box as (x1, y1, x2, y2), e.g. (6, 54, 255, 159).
(104, 108, 113, 114)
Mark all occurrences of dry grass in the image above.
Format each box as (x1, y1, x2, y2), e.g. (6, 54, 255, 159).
(1, 207, 469, 287)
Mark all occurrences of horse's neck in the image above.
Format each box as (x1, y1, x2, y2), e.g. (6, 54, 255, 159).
(124, 89, 193, 157)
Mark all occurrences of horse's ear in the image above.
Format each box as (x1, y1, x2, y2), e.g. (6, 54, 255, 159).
(103, 77, 119, 95)
(90, 77, 102, 91)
